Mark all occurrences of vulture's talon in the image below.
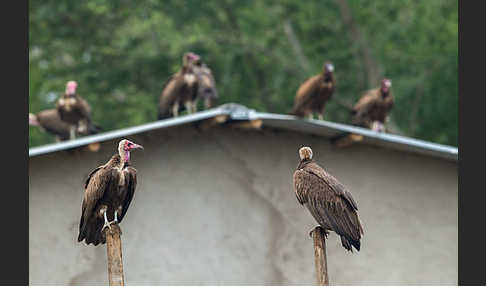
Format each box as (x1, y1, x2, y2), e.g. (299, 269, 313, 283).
(101, 220, 118, 232)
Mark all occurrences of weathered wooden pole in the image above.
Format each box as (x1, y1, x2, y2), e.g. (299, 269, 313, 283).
(311, 226, 329, 286)
(105, 224, 125, 286)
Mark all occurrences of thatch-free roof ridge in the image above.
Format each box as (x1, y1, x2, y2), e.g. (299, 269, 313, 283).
(29, 103, 458, 161)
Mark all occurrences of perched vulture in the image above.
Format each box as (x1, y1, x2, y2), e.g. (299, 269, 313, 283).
(29, 109, 71, 141)
(158, 52, 201, 119)
(56, 81, 101, 140)
(351, 78, 394, 132)
(290, 62, 335, 120)
(194, 62, 218, 109)
(293, 147, 364, 252)
(77, 139, 143, 246)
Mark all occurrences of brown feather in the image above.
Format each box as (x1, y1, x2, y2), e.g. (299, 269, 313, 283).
(31, 109, 71, 141)
(294, 159, 363, 252)
(291, 72, 335, 118)
(194, 63, 218, 109)
(158, 59, 200, 119)
(78, 154, 138, 246)
(352, 87, 394, 128)
(56, 93, 92, 125)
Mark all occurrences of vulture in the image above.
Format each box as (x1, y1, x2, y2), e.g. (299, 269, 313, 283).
(29, 109, 71, 141)
(351, 78, 394, 132)
(290, 62, 335, 120)
(194, 62, 218, 109)
(56, 81, 101, 140)
(293, 147, 364, 252)
(158, 52, 201, 119)
(78, 139, 143, 246)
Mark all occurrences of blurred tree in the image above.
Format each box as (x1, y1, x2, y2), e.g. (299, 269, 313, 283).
(29, 0, 457, 147)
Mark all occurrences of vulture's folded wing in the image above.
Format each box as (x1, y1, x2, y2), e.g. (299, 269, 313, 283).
(119, 166, 137, 223)
(353, 92, 377, 117)
(78, 167, 119, 241)
(304, 163, 364, 241)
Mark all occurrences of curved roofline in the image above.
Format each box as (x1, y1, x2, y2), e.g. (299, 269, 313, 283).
(29, 103, 458, 161)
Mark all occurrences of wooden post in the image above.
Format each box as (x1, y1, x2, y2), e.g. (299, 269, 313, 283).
(311, 226, 329, 286)
(105, 224, 125, 286)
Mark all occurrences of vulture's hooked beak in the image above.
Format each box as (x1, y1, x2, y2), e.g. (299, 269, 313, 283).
(132, 143, 144, 151)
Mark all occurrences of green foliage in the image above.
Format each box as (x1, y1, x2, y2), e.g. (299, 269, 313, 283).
(29, 0, 457, 147)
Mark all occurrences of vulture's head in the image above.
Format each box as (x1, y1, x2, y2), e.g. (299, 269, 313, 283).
(29, 113, 39, 126)
(381, 78, 392, 95)
(118, 139, 144, 162)
(299, 146, 313, 161)
(183, 52, 201, 67)
(322, 62, 335, 81)
(65, 81, 78, 96)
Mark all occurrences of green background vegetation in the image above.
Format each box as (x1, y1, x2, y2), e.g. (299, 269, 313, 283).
(29, 0, 457, 147)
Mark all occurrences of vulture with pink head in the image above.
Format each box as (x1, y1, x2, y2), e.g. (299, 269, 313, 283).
(78, 139, 143, 246)
(351, 78, 394, 132)
(290, 62, 336, 120)
(293, 147, 364, 252)
(56, 81, 101, 139)
(158, 52, 201, 119)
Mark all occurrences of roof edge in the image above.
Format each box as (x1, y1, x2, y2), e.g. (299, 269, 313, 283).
(29, 103, 458, 162)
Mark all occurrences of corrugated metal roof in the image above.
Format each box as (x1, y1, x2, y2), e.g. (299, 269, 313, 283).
(29, 103, 458, 161)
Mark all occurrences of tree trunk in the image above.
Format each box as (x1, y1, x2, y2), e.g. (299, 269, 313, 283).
(334, 0, 382, 88)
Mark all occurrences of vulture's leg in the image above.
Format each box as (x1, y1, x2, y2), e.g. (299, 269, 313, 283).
(371, 121, 385, 132)
(69, 126, 76, 140)
(317, 114, 324, 121)
(77, 120, 88, 134)
(306, 113, 313, 120)
(114, 210, 119, 223)
(204, 98, 211, 109)
(309, 226, 329, 238)
(172, 102, 179, 117)
(192, 101, 198, 113)
(184, 101, 192, 114)
(101, 210, 113, 232)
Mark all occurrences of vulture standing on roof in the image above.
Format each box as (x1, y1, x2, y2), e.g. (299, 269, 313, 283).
(290, 62, 335, 120)
(351, 78, 394, 132)
(158, 52, 201, 119)
(78, 139, 143, 246)
(293, 147, 364, 252)
(29, 109, 72, 141)
(194, 62, 218, 109)
(56, 81, 101, 140)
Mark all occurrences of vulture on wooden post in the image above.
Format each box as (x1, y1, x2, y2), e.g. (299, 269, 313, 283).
(351, 78, 394, 132)
(293, 147, 364, 252)
(158, 52, 201, 119)
(77, 139, 143, 246)
(290, 62, 336, 120)
(194, 62, 218, 109)
(56, 81, 102, 140)
(29, 109, 72, 142)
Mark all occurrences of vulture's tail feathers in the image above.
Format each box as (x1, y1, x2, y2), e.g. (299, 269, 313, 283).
(87, 122, 103, 134)
(341, 235, 360, 252)
(78, 218, 105, 246)
(77, 213, 88, 242)
(158, 112, 171, 120)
